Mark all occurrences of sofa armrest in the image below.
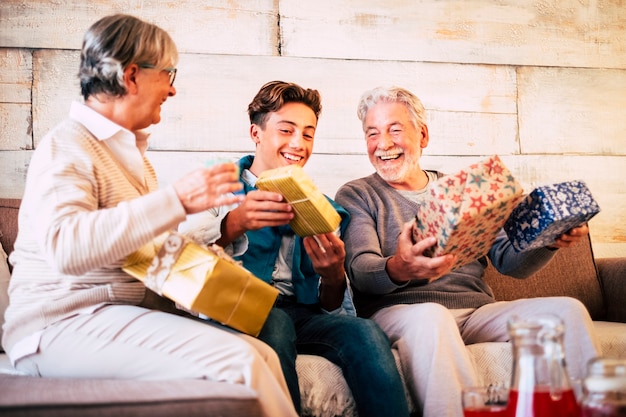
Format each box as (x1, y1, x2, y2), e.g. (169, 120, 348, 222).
(596, 257, 626, 323)
(0, 198, 21, 259)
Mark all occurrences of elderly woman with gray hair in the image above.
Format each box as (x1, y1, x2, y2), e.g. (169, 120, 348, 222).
(2, 14, 297, 417)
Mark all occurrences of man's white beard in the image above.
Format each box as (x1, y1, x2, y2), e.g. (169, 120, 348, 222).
(375, 152, 419, 184)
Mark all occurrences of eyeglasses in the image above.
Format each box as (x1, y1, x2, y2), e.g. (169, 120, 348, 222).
(137, 63, 177, 86)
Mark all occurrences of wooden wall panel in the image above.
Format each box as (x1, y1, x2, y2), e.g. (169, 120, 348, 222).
(0, 151, 31, 198)
(0, 49, 31, 103)
(503, 155, 626, 258)
(0, 0, 278, 55)
(518, 66, 626, 155)
(279, 0, 626, 69)
(33, 52, 518, 156)
(0, 49, 32, 150)
(32, 50, 82, 147)
(0, 105, 31, 151)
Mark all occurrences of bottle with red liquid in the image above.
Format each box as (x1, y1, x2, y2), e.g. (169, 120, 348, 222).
(506, 314, 581, 417)
(581, 358, 626, 417)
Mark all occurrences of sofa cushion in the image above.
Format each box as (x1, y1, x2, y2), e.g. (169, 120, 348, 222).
(467, 342, 512, 387)
(296, 350, 416, 417)
(0, 373, 263, 417)
(484, 235, 606, 320)
(466, 320, 626, 390)
(297, 354, 356, 417)
(593, 321, 626, 358)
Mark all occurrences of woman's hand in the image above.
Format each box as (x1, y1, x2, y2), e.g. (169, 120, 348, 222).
(173, 162, 244, 214)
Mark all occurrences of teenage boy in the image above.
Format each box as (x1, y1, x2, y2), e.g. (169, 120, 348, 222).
(180, 81, 410, 417)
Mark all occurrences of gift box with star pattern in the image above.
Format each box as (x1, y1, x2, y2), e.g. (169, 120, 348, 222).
(504, 180, 600, 252)
(411, 155, 524, 269)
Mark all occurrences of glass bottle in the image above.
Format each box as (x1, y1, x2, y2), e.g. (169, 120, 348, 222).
(506, 314, 581, 417)
(581, 358, 626, 417)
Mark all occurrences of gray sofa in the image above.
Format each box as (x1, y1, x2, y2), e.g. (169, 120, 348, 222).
(1, 197, 625, 417)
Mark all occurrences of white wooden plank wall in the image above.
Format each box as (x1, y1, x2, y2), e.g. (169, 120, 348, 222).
(1, 0, 624, 258)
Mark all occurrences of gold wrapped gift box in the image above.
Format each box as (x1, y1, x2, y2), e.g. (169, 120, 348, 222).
(123, 232, 278, 336)
(256, 165, 341, 236)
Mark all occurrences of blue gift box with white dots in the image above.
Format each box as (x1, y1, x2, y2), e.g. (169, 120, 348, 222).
(504, 180, 600, 252)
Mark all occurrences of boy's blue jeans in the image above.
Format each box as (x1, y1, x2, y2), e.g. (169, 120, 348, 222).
(258, 296, 410, 417)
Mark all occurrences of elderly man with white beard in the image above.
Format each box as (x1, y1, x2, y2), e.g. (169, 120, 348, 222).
(335, 85, 601, 417)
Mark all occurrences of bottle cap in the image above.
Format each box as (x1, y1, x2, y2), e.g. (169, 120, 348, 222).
(584, 358, 626, 392)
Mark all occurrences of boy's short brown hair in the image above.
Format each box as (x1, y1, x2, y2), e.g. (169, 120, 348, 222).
(248, 81, 322, 128)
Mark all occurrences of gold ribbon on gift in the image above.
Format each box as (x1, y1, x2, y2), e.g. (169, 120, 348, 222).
(256, 165, 341, 236)
(124, 232, 279, 336)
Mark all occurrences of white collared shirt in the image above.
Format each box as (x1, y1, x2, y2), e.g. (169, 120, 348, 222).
(69, 101, 149, 184)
